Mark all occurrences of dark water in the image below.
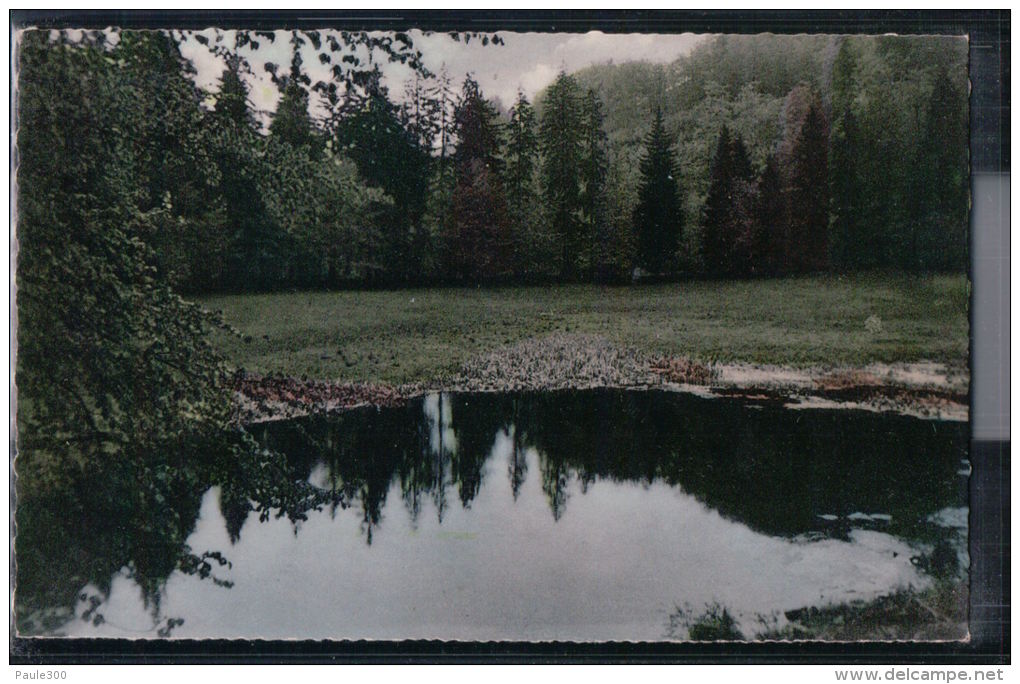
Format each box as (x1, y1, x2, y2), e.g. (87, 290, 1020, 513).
(55, 389, 968, 640)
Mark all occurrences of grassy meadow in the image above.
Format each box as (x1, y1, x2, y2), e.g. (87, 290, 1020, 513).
(199, 273, 969, 385)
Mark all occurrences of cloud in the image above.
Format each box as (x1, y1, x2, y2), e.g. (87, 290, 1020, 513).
(178, 29, 708, 120)
(516, 63, 559, 102)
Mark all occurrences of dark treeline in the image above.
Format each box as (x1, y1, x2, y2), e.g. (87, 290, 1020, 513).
(248, 388, 965, 550)
(574, 34, 969, 275)
(19, 31, 968, 296)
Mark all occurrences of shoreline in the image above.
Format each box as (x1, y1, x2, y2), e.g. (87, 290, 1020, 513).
(232, 334, 969, 424)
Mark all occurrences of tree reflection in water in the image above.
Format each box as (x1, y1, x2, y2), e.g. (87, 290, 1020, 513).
(17, 389, 968, 635)
(259, 390, 966, 543)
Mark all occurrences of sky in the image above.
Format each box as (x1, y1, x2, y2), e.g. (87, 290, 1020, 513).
(175, 29, 706, 121)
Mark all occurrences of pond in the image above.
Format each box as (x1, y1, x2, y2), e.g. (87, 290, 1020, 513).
(52, 389, 968, 641)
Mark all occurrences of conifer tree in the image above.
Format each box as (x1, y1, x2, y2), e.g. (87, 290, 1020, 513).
(212, 58, 256, 132)
(433, 67, 457, 169)
(420, 68, 459, 277)
(830, 105, 864, 270)
(702, 125, 733, 273)
(505, 91, 548, 279)
(580, 89, 612, 282)
(914, 65, 968, 271)
(445, 77, 511, 281)
(539, 70, 583, 279)
(751, 154, 785, 275)
(209, 60, 286, 290)
(271, 80, 319, 153)
(701, 125, 755, 276)
(506, 91, 539, 209)
(269, 38, 321, 156)
(402, 73, 439, 153)
(334, 81, 431, 282)
(782, 90, 830, 272)
(828, 40, 865, 271)
(632, 108, 683, 275)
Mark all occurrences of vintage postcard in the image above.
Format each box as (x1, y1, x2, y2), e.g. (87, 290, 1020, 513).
(13, 24, 970, 642)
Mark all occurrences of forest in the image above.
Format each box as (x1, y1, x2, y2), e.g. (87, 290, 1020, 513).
(19, 30, 968, 293)
(13, 28, 969, 633)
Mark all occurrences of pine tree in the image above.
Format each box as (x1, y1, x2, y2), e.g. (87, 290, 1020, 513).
(632, 108, 683, 275)
(445, 77, 511, 281)
(701, 125, 755, 276)
(828, 40, 866, 271)
(505, 91, 549, 279)
(212, 58, 256, 132)
(271, 80, 319, 153)
(209, 58, 286, 290)
(782, 91, 830, 272)
(539, 71, 583, 279)
(580, 89, 612, 282)
(751, 154, 785, 275)
(915, 65, 968, 271)
(334, 82, 431, 282)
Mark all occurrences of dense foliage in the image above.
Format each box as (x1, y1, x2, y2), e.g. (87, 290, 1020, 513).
(14, 31, 333, 633)
(18, 31, 968, 297)
(573, 33, 968, 275)
(13, 27, 970, 630)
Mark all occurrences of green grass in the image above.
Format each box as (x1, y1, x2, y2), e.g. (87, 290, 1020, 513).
(198, 273, 969, 384)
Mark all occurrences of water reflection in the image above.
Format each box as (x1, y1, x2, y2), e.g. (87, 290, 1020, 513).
(48, 389, 966, 640)
(251, 390, 967, 542)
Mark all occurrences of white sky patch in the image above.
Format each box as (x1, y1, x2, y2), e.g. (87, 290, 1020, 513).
(176, 29, 706, 123)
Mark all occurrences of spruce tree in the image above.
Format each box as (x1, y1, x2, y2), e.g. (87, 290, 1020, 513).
(446, 77, 511, 281)
(701, 126, 753, 276)
(269, 42, 321, 156)
(421, 68, 458, 273)
(271, 80, 320, 154)
(506, 91, 539, 208)
(433, 68, 456, 158)
(580, 89, 612, 282)
(829, 105, 863, 270)
(402, 73, 439, 153)
(505, 91, 548, 279)
(916, 65, 968, 271)
(212, 58, 256, 131)
(539, 71, 583, 279)
(209, 59, 286, 290)
(751, 154, 785, 275)
(632, 108, 683, 275)
(701, 125, 734, 275)
(830, 38, 858, 124)
(828, 40, 865, 271)
(783, 94, 830, 272)
(335, 85, 431, 282)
